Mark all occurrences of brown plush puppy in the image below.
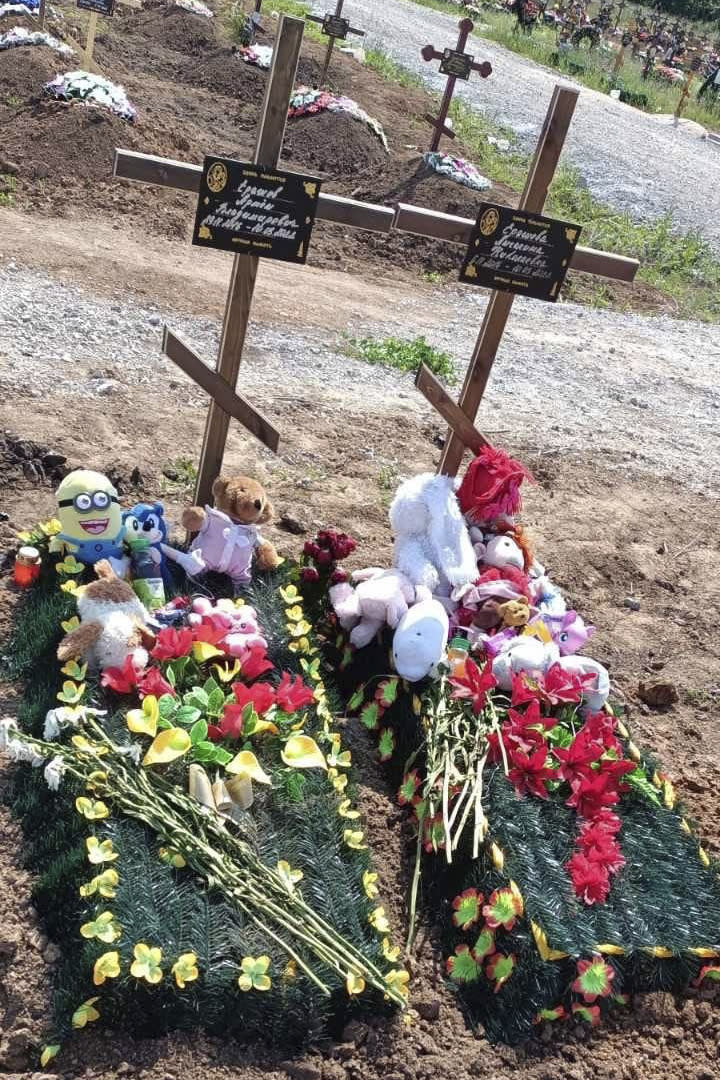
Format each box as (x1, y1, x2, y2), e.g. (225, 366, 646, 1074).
(182, 475, 281, 572)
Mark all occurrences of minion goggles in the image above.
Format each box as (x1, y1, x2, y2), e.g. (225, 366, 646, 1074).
(58, 491, 119, 513)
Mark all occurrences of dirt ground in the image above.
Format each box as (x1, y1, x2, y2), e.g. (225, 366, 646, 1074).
(1, 2, 719, 1078)
(0, 0, 666, 314)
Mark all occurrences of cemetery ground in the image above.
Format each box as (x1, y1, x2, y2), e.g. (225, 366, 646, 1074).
(1, 0, 720, 319)
(1, 4, 720, 1079)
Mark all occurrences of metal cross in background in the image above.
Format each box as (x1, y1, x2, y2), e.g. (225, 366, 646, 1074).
(306, 0, 365, 85)
(420, 18, 492, 152)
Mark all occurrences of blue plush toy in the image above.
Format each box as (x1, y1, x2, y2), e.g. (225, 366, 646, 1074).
(122, 502, 173, 589)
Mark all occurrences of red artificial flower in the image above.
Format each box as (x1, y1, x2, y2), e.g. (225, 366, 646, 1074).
(101, 655, 140, 695)
(510, 671, 543, 706)
(553, 732, 605, 786)
(566, 771, 622, 819)
(275, 672, 315, 714)
(137, 666, 175, 700)
(566, 852, 611, 905)
(190, 619, 227, 648)
(240, 645, 274, 681)
(330, 568, 348, 585)
(571, 956, 615, 1002)
(301, 567, 320, 583)
(151, 626, 194, 661)
(579, 809, 621, 836)
(218, 681, 277, 738)
(539, 663, 596, 706)
(450, 658, 497, 714)
(582, 711, 623, 755)
(507, 745, 556, 799)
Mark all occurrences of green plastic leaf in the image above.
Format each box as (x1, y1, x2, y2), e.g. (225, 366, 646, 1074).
(625, 765, 662, 806)
(174, 705, 202, 727)
(483, 888, 522, 930)
(378, 727, 395, 762)
(473, 926, 495, 960)
(545, 724, 573, 748)
(347, 686, 365, 712)
(190, 719, 208, 745)
(157, 694, 177, 719)
(360, 701, 380, 730)
(485, 952, 515, 991)
(207, 687, 226, 716)
(202, 676, 221, 695)
(185, 687, 209, 710)
(452, 888, 482, 930)
(376, 678, 399, 706)
(446, 945, 480, 983)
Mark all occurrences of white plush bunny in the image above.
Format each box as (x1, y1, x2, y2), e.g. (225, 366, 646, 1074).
(392, 593, 449, 682)
(389, 473, 477, 596)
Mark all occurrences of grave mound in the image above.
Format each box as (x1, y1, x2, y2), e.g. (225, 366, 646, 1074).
(284, 110, 389, 181)
(0, 43, 65, 102)
(121, 0, 219, 56)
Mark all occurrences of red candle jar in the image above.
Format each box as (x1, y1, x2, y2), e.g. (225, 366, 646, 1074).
(14, 546, 41, 587)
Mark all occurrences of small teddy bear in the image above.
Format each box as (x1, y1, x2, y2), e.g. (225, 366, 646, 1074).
(180, 476, 281, 587)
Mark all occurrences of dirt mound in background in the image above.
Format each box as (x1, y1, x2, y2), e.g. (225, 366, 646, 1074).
(176, 48, 266, 100)
(0, 45, 68, 103)
(123, 1, 219, 55)
(285, 111, 389, 180)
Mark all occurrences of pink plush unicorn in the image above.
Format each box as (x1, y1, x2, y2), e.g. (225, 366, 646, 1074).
(187, 596, 268, 656)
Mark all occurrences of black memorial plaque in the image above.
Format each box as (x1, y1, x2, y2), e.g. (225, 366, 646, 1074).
(439, 48, 473, 80)
(459, 203, 582, 302)
(192, 158, 322, 265)
(323, 13, 350, 38)
(77, 0, 115, 15)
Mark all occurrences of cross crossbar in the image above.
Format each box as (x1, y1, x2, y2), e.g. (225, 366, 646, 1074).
(415, 364, 490, 454)
(162, 328, 280, 453)
(113, 150, 638, 285)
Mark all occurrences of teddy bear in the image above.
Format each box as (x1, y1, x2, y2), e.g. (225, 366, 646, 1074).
(330, 568, 418, 648)
(187, 596, 268, 655)
(177, 475, 281, 588)
(388, 473, 477, 596)
(56, 560, 155, 672)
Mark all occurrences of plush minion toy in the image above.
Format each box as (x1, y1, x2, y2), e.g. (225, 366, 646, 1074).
(53, 469, 125, 566)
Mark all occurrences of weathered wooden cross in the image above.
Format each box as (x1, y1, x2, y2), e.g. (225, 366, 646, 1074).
(410, 84, 639, 476)
(306, 0, 365, 86)
(420, 18, 492, 152)
(75, 0, 141, 71)
(113, 17, 638, 505)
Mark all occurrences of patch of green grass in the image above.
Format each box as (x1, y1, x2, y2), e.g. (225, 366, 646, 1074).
(345, 334, 457, 382)
(365, 46, 720, 322)
(0, 173, 16, 207)
(228, 0, 323, 43)
(4, 93, 22, 107)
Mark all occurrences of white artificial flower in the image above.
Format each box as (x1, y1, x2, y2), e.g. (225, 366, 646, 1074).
(0, 716, 18, 751)
(44, 705, 107, 740)
(117, 743, 142, 766)
(44, 755, 66, 791)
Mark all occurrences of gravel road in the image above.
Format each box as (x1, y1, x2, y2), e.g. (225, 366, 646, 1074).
(347, 0, 720, 253)
(1, 261, 718, 492)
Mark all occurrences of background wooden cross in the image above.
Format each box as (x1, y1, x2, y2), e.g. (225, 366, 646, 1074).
(306, 0, 366, 86)
(420, 18, 492, 152)
(411, 85, 640, 477)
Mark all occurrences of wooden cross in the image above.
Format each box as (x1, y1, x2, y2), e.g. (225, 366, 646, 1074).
(113, 50, 637, 502)
(420, 18, 492, 152)
(306, 0, 365, 85)
(411, 85, 640, 477)
(76, 0, 142, 70)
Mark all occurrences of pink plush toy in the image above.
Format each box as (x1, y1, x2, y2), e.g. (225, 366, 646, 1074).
(545, 610, 594, 655)
(330, 568, 418, 648)
(187, 596, 267, 656)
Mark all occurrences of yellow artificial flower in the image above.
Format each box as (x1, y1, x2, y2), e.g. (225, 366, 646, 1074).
(281, 735, 327, 770)
(362, 871, 379, 900)
(80, 911, 121, 944)
(328, 768, 348, 794)
(279, 584, 299, 604)
(158, 847, 187, 868)
(288, 637, 311, 654)
(142, 728, 191, 767)
(71, 998, 100, 1029)
(72, 735, 108, 756)
(130, 943, 163, 984)
(172, 952, 199, 989)
(75, 797, 110, 821)
(86, 836, 119, 865)
(61, 659, 87, 681)
(40, 1044, 61, 1067)
(384, 968, 410, 1002)
(381, 938, 401, 963)
(80, 868, 119, 900)
(289, 620, 312, 638)
(346, 971, 366, 996)
(57, 680, 86, 705)
(285, 605, 304, 622)
(126, 695, 159, 737)
(60, 579, 79, 596)
(61, 616, 81, 633)
(238, 955, 272, 992)
(369, 906, 391, 934)
(343, 829, 366, 850)
(93, 950, 121, 986)
(41, 517, 62, 536)
(277, 860, 304, 891)
(192, 641, 225, 663)
(56, 554, 84, 577)
(86, 770, 108, 793)
(212, 659, 242, 684)
(338, 799, 361, 820)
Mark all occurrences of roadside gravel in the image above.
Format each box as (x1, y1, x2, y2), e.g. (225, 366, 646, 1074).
(347, 0, 720, 253)
(1, 262, 718, 492)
